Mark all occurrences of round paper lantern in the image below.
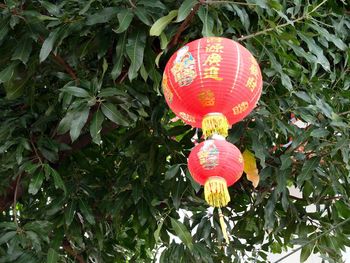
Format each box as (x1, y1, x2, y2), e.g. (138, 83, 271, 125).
(188, 137, 244, 207)
(162, 37, 263, 138)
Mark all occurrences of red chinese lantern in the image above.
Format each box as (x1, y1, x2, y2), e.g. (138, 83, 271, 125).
(188, 137, 244, 208)
(162, 37, 262, 138)
(187, 136, 244, 243)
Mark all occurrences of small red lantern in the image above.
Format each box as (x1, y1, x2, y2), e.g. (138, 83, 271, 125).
(188, 137, 244, 208)
(162, 37, 262, 138)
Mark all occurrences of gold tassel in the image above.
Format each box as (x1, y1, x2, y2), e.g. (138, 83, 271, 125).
(204, 177, 230, 207)
(218, 207, 229, 244)
(202, 113, 229, 139)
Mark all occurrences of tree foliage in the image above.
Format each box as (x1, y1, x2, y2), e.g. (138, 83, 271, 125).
(0, 0, 349, 262)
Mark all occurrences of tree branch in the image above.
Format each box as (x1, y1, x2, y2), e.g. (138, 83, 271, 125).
(237, 0, 328, 41)
(62, 239, 85, 263)
(38, 36, 79, 83)
(167, 0, 205, 50)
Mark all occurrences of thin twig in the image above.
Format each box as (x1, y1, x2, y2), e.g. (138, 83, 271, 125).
(30, 139, 43, 165)
(128, 0, 136, 8)
(273, 216, 350, 263)
(237, 0, 328, 41)
(204, 0, 256, 5)
(339, 110, 350, 116)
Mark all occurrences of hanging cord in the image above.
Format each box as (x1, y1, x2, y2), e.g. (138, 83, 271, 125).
(218, 207, 229, 244)
(273, 216, 350, 263)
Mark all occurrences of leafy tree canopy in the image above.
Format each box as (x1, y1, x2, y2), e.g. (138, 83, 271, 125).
(0, 0, 349, 262)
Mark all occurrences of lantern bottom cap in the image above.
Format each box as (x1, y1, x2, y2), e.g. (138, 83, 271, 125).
(204, 176, 230, 207)
(202, 113, 229, 139)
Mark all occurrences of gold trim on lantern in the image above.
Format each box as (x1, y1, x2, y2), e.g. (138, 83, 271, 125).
(202, 113, 229, 138)
(204, 176, 230, 207)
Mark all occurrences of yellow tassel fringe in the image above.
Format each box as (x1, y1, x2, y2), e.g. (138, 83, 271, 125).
(202, 113, 229, 139)
(218, 207, 229, 244)
(204, 177, 230, 208)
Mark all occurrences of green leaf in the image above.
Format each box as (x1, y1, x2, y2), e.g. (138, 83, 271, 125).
(114, 10, 134, 33)
(294, 91, 311, 103)
(39, 28, 60, 62)
(135, 7, 152, 26)
(40, 1, 60, 16)
(0, 63, 17, 84)
(4, 78, 26, 100)
(86, 7, 118, 25)
(70, 107, 90, 142)
(111, 32, 127, 80)
(26, 231, 41, 252)
(170, 218, 193, 250)
(11, 37, 32, 64)
(99, 88, 125, 97)
(46, 248, 59, 263)
(197, 6, 214, 37)
(57, 111, 74, 135)
(165, 164, 181, 180)
(28, 172, 45, 195)
(280, 155, 292, 170)
(0, 20, 9, 43)
(126, 29, 146, 81)
(50, 168, 66, 194)
(176, 0, 197, 22)
(79, 0, 95, 15)
(61, 86, 90, 98)
(0, 222, 17, 231)
(298, 33, 330, 71)
(300, 242, 314, 262)
(0, 231, 16, 245)
(127, 88, 150, 106)
(101, 102, 129, 126)
(264, 192, 276, 232)
(297, 157, 321, 186)
(65, 200, 77, 226)
(154, 220, 164, 243)
(252, 132, 266, 168)
(79, 199, 95, 225)
(310, 128, 329, 138)
(149, 10, 178, 36)
(90, 110, 104, 145)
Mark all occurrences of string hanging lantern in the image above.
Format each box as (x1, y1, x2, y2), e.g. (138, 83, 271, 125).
(162, 37, 263, 138)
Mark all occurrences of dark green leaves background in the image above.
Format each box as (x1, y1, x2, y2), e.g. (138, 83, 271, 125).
(0, 0, 349, 262)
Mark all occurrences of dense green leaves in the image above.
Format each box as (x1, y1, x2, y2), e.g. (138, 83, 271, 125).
(0, 0, 349, 262)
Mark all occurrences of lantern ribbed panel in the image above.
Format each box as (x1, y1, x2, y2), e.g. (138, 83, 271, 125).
(188, 139, 244, 187)
(163, 37, 262, 128)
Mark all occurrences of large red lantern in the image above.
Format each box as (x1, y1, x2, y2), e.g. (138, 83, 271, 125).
(188, 137, 244, 208)
(162, 37, 262, 138)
